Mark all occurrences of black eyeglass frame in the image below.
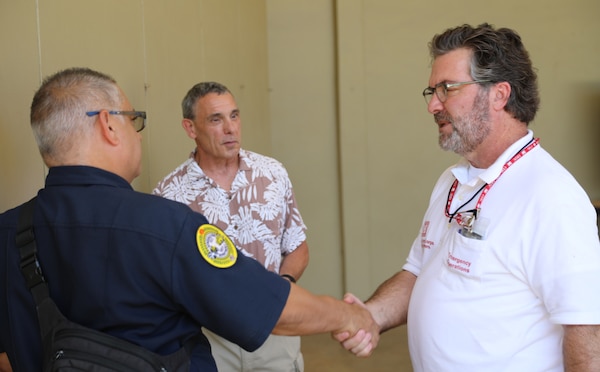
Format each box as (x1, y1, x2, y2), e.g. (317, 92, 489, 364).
(86, 110, 147, 132)
(422, 80, 491, 105)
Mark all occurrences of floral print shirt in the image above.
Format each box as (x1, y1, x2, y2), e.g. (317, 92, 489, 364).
(153, 149, 307, 272)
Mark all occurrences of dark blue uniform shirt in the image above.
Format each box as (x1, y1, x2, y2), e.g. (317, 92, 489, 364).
(0, 166, 290, 371)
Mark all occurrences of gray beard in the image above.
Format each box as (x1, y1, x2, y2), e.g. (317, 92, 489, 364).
(438, 91, 490, 155)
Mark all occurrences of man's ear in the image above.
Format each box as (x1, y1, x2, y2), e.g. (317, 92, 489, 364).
(98, 110, 120, 145)
(492, 81, 511, 111)
(182, 118, 197, 139)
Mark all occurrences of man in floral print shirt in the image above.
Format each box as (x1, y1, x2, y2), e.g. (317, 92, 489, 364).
(153, 81, 309, 372)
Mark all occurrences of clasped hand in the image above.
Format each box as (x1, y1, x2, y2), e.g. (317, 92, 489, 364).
(332, 293, 381, 358)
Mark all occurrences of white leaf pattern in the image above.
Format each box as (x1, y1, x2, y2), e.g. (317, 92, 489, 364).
(153, 149, 306, 272)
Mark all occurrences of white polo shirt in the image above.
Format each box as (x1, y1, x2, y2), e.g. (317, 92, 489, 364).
(404, 131, 600, 372)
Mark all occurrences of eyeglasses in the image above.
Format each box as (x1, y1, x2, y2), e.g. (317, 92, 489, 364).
(86, 110, 147, 132)
(422, 80, 491, 105)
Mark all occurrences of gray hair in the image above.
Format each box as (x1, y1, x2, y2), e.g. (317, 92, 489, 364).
(30, 67, 122, 161)
(181, 81, 232, 120)
(429, 23, 540, 124)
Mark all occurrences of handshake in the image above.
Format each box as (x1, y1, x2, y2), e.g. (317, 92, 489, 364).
(273, 283, 389, 358)
(331, 293, 382, 358)
(276, 270, 415, 358)
(286, 270, 415, 358)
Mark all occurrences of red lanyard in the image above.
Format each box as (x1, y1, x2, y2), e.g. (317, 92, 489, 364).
(445, 138, 540, 225)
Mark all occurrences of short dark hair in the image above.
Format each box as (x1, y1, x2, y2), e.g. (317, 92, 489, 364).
(429, 23, 540, 124)
(181, 81, 232, 120)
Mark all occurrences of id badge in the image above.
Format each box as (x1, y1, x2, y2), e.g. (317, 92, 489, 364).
(459, 216, 490, 240)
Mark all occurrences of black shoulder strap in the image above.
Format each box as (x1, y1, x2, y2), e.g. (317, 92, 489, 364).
(15, 197, 50, 305)
(15, 197, 68, 343)
(15, 196, 200, 362)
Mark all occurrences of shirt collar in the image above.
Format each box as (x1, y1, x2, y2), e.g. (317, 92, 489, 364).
(187, 148, 250, 177)
(45, 165, 133, 190)
(451, 130, 535, 186)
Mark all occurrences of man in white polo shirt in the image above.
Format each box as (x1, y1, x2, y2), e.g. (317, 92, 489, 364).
(337, 23, 600, 371)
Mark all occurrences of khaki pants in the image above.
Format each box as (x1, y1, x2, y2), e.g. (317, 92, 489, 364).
(203, 328, 303, 372)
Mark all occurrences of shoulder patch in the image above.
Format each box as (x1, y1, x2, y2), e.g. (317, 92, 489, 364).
(196, 224, 238, 268)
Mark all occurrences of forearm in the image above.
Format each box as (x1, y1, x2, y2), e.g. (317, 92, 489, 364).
(273, 283, 377, 337)
(0, 353, 12, 372)
(563, 324, 600, 371)
(279, 241, 309, 281)
(366, 270, 416, 332)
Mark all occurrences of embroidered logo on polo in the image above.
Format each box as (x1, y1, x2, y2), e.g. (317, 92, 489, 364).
(196, 224, 237, 268)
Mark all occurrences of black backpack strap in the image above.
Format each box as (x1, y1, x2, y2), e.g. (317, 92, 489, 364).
(15, 197, 50, 306)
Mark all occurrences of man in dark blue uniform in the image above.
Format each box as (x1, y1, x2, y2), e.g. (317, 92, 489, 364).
(0, 68, 379, 371)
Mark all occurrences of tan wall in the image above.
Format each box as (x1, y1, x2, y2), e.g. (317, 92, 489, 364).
(2, 0, 599, 300)
(266, 1, 345, 297)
